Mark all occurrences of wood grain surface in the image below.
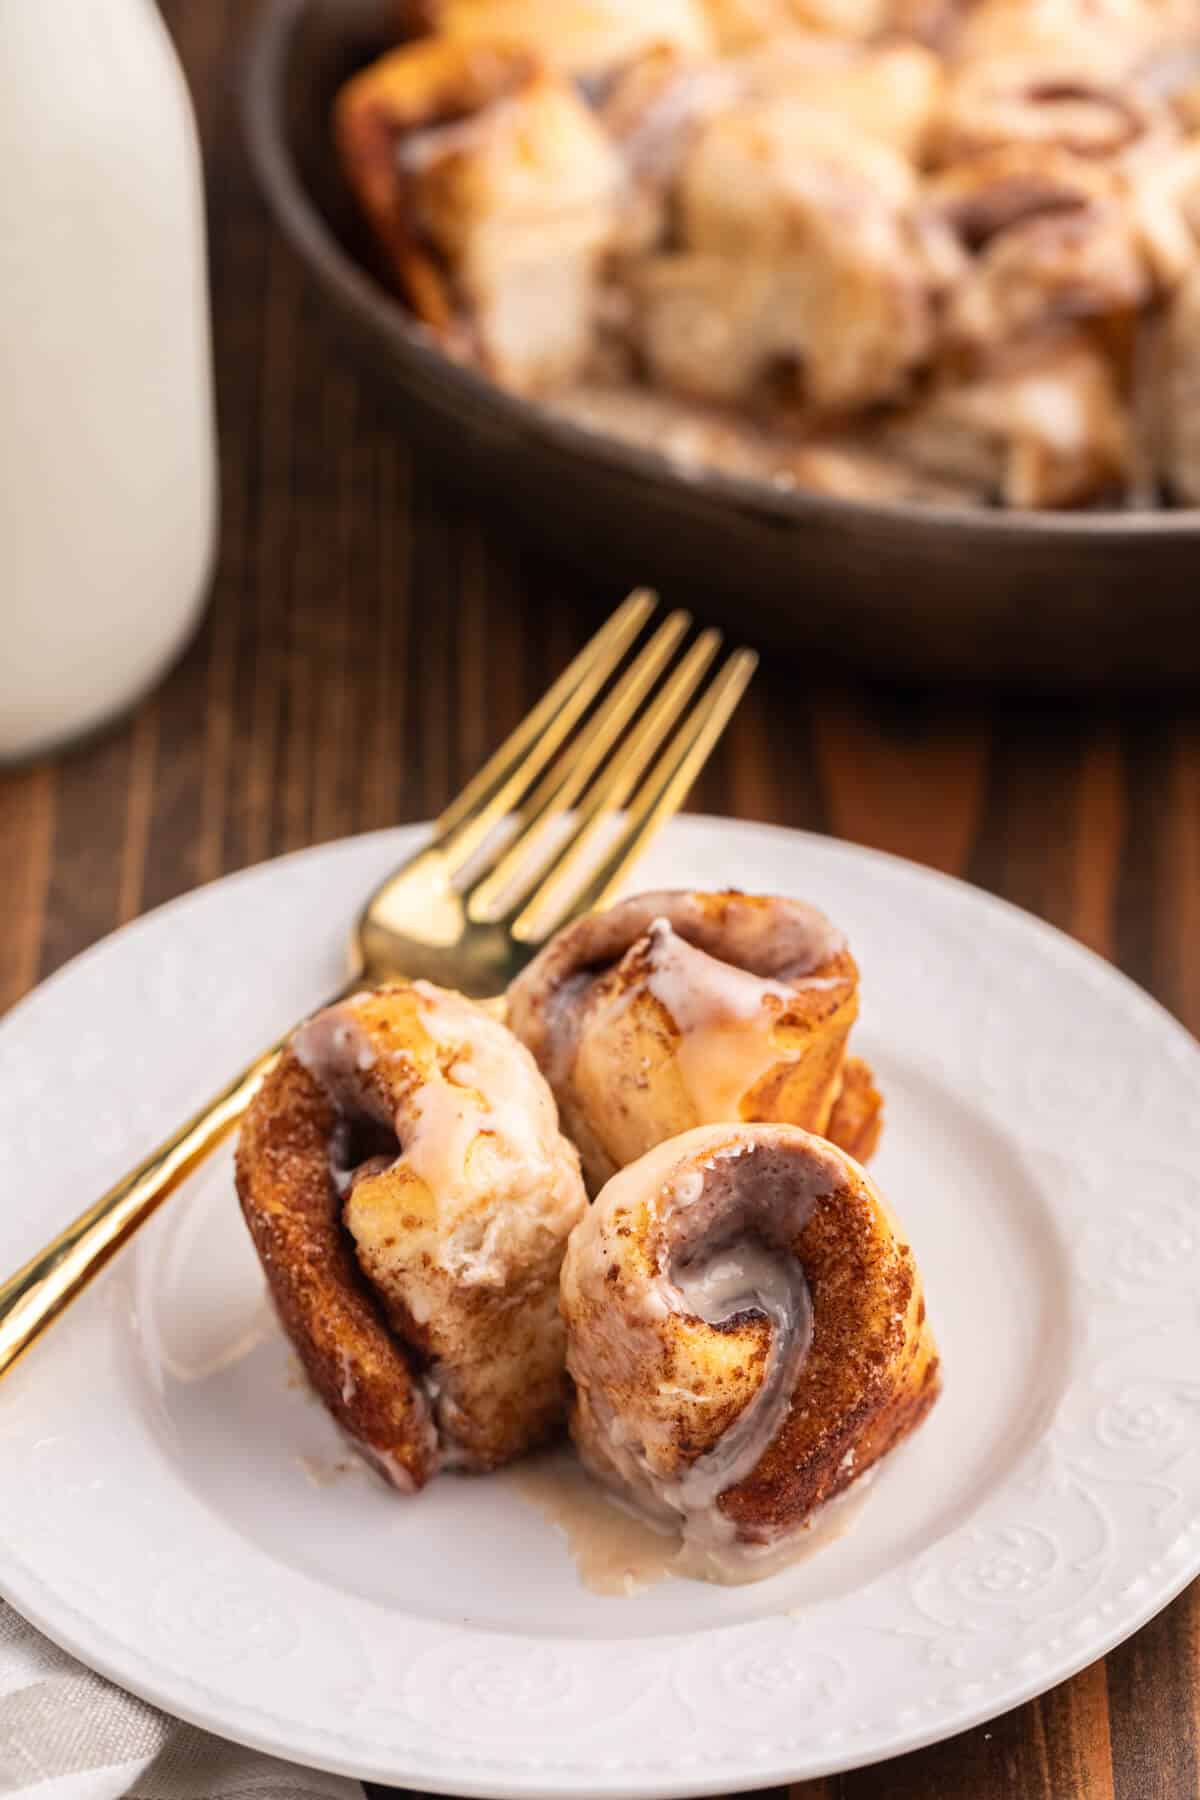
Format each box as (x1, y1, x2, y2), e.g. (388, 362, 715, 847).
(2, 3, 1199, 1795)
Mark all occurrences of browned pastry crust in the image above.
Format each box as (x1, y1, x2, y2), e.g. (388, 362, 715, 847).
(825, 1054, 884, 1163)
(237, 982, 587, 1489)
(719, 1134, 939, 1540)
(560, 1122, 941, 1564)
(237, 1048, 439, 1490)
(506, 889, 880, 1192)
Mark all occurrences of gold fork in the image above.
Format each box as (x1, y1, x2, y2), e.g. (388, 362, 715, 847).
(0, 592, 755, 1379)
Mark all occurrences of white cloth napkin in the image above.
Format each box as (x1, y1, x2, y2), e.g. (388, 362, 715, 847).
(0, 1601, 365, 1800)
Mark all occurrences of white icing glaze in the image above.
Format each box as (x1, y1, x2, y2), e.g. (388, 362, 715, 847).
(293, 1006, 383, 1114)
(646, 1143, 816, 1543)
(673, 1234, 808, 1337)
(357, 1441, 419, 1494)
(296, 1454, 359, 1489)
(295, 982, 576, 1285)
(669, 1220, 813, 1535)
(642, 915, 797, 1025)
(505, 1444, 876, 1592)
(508, 894, 849, 1153)
(604, 917, 837, 1122)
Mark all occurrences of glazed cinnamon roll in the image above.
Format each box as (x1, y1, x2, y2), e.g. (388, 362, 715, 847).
(625, 99, 941, 413)
(506, 890, 879, 1193)
(334, 38, 622, 389)
(236, 983, 587, 1489)
(560, 1123, 941, 1577)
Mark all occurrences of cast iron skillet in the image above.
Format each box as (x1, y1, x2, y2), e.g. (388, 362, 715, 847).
(243, 0, 1200, 686)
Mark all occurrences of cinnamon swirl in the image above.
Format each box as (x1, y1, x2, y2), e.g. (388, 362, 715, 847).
(560, 1122, 941, 1577)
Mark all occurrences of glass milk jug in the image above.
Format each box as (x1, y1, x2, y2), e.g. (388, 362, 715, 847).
(0, 0, 217, 761)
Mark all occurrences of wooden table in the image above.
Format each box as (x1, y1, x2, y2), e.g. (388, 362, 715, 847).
(3, 3, 1199, 1795)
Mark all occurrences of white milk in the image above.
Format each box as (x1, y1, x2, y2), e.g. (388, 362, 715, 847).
(0, 0, 217, 761)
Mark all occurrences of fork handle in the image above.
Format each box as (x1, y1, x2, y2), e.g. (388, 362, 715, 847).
(0, 1040, 286, 1380)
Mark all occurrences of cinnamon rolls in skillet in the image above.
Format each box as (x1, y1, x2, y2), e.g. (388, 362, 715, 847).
(336, 0, 1200, 510)
(506, 889, 883, 1192)
(560, 1123, 940, 1575)
(236, 981, 586, 1488)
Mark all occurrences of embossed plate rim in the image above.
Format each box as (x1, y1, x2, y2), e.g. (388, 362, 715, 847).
(1, 816, 1198, 1797)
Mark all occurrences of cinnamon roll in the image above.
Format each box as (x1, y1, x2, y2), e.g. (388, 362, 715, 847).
(560, 1123, 941, 1577)
(506, 890, 879, 1193)
(626, 99, 940, 413)
(236, 983, 587, 1489)
(334, 38, 622, 389)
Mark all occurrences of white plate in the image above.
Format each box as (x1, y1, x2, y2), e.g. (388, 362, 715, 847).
(1, 818, 1199, 1798)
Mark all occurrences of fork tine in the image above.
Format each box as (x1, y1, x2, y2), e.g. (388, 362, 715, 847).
(463, 609, 692, 920)
(513, 646, 757, 941)
(430, 589, 656, 871)
(574, 648, 758, 919)
(504, 629, 723, 935)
